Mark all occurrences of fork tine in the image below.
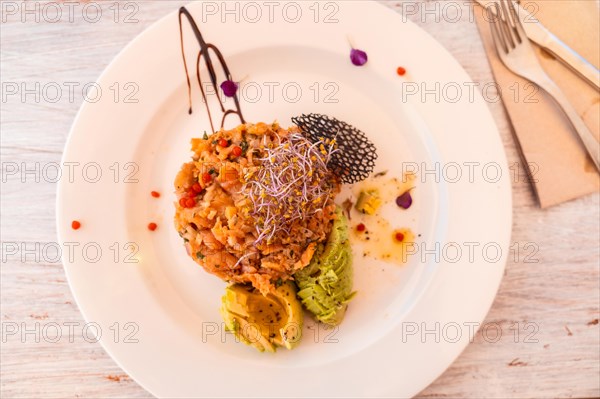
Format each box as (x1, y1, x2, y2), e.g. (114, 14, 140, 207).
(488, 4, 508, 54)
(498, 0, 516, 49)
(505, 0, 526, 44)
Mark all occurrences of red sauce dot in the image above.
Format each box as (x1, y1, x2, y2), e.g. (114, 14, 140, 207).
(356, 223, 366, 232)
(396, 66, 406, 76)
(202, 172, 212, 184)
(151, 191, 160, 198)
(148, 222, 157, 231)
(71, 220, 81, 230)
(395, 232, 405, 242)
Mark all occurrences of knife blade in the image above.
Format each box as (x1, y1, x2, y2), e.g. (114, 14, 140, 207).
(475, 0, 600, 90)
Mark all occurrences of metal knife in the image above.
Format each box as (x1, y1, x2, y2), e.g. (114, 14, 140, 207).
(475, 0, 600, 90)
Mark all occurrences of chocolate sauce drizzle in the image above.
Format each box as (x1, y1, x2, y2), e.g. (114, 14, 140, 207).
(178, 7, 245, 133)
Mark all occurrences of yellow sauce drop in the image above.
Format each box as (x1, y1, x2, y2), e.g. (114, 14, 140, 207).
(349, 173, 416, 266)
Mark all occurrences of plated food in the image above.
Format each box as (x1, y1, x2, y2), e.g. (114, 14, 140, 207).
(59, 2, 511, 395)
(174, 120, 372, 351)
(173, 6, 418, 352)
(173, 116, 420, 352)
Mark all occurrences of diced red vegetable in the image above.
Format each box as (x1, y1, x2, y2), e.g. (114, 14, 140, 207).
(232, 146, 242, 157)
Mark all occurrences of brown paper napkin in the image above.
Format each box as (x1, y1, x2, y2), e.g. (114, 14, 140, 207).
(473, 0, 600, 208)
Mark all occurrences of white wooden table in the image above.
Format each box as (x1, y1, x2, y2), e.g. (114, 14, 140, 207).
(1, 1, 599, 397)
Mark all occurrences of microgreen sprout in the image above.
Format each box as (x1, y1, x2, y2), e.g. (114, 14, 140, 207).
(243, 132, 339, 244)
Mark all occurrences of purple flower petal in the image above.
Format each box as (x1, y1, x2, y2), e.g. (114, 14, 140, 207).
(396, 191, 412, 209)
(350, 48, 368, 66)
(220, 80, 238, 97)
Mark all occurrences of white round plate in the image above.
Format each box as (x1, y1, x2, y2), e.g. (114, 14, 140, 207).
(58, 2, 511, 398)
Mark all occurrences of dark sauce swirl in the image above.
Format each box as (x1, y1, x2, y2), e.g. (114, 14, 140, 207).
(178, 7, 245, 133)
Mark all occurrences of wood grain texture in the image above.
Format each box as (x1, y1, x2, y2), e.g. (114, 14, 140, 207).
(1, 1, 598, 398)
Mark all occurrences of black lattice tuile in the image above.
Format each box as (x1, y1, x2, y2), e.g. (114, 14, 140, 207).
(291, 113, 378, 184)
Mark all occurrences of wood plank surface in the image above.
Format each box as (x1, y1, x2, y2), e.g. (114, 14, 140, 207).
(1, 1, 598, 398)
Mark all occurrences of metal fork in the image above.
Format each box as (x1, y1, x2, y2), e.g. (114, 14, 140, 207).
(488, 0, 600, 171)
